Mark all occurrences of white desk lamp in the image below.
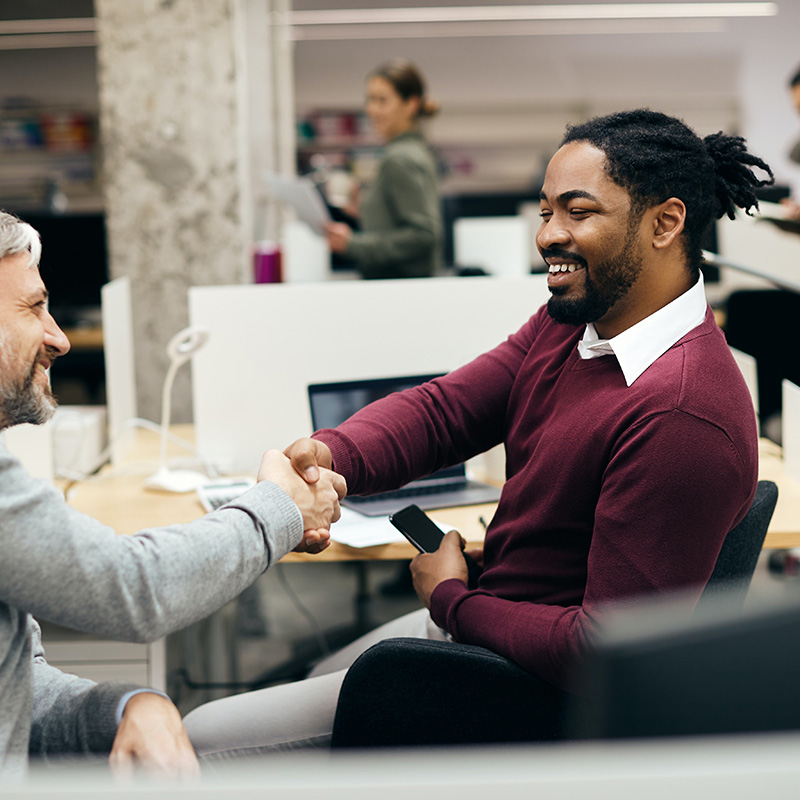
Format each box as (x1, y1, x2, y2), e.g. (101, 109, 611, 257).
(145, 325, 210, 493)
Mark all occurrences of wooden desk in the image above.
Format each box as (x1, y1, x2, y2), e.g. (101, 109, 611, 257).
(63, 425, 488, 561)
(65, 428, 799, 552)
(64, 444, 494, 563)
(757, 438, 800, 549)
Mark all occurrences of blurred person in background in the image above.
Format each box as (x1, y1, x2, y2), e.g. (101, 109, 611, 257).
(781, 62, 800, 220)
(325, 59, 443, 280)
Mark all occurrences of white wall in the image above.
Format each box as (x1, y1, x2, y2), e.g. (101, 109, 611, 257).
(735, 3, 800, 193)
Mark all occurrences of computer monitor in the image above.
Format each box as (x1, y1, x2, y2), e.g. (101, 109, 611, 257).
(441, 189, 541, 267)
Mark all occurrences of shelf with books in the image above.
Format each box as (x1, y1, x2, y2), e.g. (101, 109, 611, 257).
(0, 100, 102, 212)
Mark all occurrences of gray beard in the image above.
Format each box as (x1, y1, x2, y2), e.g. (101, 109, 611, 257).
(0, 360, 57, 430)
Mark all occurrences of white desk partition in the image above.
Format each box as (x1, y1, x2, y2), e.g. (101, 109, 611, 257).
(453, 216, 532, 277)
(729, 346, 759, 420)
(2, 420, 54, 480)
(783, 380, 800, 484)
(101, 276, 138, 465)
(714, 202, 800, 293)
(189, 275, 550, 473)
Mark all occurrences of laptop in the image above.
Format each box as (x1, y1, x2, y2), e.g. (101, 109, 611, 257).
(307, 374, 502, 517)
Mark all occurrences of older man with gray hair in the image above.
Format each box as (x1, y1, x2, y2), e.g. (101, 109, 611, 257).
(0, 210, 346, 780)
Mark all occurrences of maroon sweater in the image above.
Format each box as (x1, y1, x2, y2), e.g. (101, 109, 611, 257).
(314, 305, 758, 689)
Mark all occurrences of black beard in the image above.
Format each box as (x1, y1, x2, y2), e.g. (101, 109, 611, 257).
(546, 222, 643, 328)
(0, 354, 58, 429)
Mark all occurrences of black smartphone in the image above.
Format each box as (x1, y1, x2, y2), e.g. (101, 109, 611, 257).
(389, 504, 482, 589)
(389, 503, 446, 552)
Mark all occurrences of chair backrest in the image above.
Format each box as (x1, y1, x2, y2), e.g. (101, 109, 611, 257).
(697, 479, 779, 611)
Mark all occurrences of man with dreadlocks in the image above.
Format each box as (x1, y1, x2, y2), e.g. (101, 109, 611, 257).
(183, 109, 774, 756)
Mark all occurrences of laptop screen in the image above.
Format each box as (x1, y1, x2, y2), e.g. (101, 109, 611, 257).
(308, 374, 440, 430)
(307, 374, 465, 482)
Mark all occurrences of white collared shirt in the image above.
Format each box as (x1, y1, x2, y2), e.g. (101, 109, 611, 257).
(576, 273, 708, 386)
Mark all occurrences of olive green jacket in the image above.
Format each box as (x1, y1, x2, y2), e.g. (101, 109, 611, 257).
(790, 136, 800, 165)
(345, 129, 442, 279)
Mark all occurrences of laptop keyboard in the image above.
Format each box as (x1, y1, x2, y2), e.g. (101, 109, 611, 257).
(196, 479, 255, 513)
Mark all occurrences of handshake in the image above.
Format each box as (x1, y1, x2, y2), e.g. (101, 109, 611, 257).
(257, 438, 344, 554)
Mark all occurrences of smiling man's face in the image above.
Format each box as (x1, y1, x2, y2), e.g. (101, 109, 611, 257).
(537, 141, 649, 338)
(0, 251, 70, 429)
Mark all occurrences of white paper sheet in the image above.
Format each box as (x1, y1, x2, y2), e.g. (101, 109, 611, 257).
(263, 172, 331, 236)
(330, 506, 450, 548)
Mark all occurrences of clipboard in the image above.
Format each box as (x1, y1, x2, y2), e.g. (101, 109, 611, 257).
(264, 173, 331, 236)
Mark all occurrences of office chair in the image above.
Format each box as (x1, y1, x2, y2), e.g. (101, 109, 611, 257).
(696, 480, 778, 611)
(330, 481, 779, 748)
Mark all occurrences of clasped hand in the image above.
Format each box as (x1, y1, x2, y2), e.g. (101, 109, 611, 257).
(283, 438, 483, 604)
(325, 222, 353, 253)
(257, 449, 347, 553)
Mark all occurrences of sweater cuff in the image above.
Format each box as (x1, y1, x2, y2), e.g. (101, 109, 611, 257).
(229, 480, 304, 561)
(429, 578, 470, 634)
(83, 682, 142, 753)
(312, 430, 357, 487)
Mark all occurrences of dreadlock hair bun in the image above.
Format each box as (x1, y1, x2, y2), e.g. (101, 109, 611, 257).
(703, 130, 774, 221)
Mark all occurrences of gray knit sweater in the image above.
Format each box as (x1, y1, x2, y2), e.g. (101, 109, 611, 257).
(0, 442, 303, 779)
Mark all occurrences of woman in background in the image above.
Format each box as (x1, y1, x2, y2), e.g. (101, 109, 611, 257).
(326, 59, 442, 279)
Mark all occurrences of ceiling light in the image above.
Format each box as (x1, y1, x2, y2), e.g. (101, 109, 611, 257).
(290, 18, 729, 41)
(288, 3, 778, 27)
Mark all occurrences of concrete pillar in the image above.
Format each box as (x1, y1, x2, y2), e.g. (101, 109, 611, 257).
(94, 0, 293, 422)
